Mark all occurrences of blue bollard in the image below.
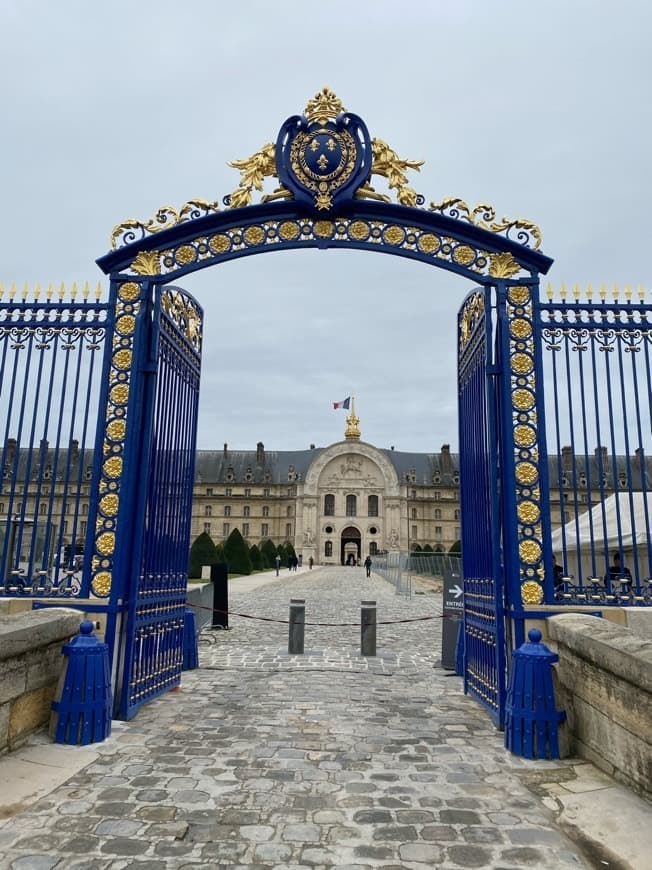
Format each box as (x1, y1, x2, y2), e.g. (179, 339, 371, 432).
(455, 619, 465, 677)
(182, 606, 199, 670)
(50, 620, 112, 746)
(505, 628, 566, 760)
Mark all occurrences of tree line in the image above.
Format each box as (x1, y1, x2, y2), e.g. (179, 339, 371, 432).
(188, 529, 297, 578)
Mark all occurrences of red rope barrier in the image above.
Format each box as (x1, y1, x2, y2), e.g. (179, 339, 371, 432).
(187, 601, 448, 627)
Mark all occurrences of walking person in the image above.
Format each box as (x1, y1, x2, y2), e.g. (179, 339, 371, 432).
(364, 555, 372, 578)
(275, 554, 281, 577)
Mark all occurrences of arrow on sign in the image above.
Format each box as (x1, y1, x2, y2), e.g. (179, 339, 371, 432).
(449, 584, 463, 599)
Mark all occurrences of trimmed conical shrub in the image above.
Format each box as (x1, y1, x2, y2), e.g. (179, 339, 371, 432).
(285, 541, 297, 561)
(249, 544, 263, 571)
(261, 539, 277, 569)
(224, 528, 253, 575)
(188, 532, 219, 579)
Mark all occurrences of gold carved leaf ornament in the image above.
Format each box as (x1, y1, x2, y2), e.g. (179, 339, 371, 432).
(131, 250, 161, 276)
(369, 138, 423, 207)
(488, 252, 522, 279)
(227, 143, 279, 208)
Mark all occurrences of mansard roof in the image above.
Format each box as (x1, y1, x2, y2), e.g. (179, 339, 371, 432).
(2, 440, 651, 490)
(193, 448, 324, 484)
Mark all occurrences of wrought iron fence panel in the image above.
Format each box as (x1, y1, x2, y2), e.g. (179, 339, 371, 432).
(0, 286, 110, 597)
(539, 291, 652, 606)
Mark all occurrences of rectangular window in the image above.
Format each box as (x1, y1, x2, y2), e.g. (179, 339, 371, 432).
(434, 491, 441, 501)
(223, 523, 230, 537)
(224, 505, 231, 517)
(262, 506, 269, 517)
(245, 488, 251, 497)
(204, 522, 211, 535)
(80, 521, 87, 535)
(243, 506, 250, 517)
(242, 523, 249, 537)
(261, 523, 269, 537)
(206, 487, 213, 496)
(412, 525, 417, 539)
(225, 488, 232, 497)
(411, 489, 417, 499)
(435, 526, 442, 540)
(411, 508, 417, 520)
(285, 523, 292, 539)
(264, 488, 270, 497)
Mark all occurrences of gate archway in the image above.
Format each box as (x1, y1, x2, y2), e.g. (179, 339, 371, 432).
(91, 87, 553, 721)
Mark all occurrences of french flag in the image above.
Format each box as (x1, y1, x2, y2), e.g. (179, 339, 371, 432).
(333, 397, 351, 410)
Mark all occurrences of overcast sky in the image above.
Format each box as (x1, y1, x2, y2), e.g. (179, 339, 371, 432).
(2, 1, 650, 454)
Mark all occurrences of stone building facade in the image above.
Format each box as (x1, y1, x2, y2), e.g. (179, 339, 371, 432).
(192, 406, 462, 565)
(191, 406, 651, 566)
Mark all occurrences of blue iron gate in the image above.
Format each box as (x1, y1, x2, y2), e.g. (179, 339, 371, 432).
(115, 285, 202, 719)
(457, 288, 506, 726)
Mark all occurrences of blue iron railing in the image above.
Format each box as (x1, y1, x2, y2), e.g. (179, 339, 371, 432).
(538, 287, 652, 606)
(0, 284, 110, 597)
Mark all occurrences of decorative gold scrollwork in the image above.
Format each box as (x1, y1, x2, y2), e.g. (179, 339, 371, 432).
(430, 198, 542, 251)
(459, 292, 485, 351)
(161, 289, 202, 352)
(111, 200, 221, 250)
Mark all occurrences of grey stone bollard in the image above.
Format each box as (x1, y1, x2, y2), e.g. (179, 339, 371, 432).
(288, 599, 305, 654)
(361, 600, 377, 656)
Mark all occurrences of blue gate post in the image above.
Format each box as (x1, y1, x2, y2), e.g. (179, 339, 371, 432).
(494, 277, 551, 649)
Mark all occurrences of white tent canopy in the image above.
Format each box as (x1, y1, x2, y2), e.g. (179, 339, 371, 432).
(551, 492, 652, 554)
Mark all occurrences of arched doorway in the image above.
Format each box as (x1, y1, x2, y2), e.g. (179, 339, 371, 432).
(341, 526, 361, 566)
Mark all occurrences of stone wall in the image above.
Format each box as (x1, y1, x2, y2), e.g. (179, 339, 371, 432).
(0, 608, 81, 752)
(547, 613, 652, 800)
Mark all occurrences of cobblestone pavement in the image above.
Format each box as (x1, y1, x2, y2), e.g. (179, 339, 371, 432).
(0, 567, 589, 869)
